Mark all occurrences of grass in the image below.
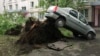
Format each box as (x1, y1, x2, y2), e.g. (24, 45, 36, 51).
(59, 28, 73, 37)
(0, 35, 19, 56)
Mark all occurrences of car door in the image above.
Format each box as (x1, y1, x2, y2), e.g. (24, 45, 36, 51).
(77, 13, 89, 34)
(66, 10, 85, 33)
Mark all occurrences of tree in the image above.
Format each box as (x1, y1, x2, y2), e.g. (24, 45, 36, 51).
(39, 0, 85, 10)
(57, 0, 73, 7)
(39, 0, 56, 9)
(73, 0, 85, 11)
(39, 0, 73, 8)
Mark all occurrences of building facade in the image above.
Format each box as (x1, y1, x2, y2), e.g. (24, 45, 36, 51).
(75, 0, 100, 27)
(2, 0, 39, 12)
(0, 0, 4, 13)
(0, 0, 41, 18)
(91, 0, 100, 27)
(81, 0, 95, 26)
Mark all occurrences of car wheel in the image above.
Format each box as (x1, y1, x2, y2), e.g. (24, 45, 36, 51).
(86, 32, 95, 40)
(55, 18, 65, 27)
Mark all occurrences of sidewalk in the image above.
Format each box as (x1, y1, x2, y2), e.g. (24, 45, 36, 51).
(94, 27, 100, 32)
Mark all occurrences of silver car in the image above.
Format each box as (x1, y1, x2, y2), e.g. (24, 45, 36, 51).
(45, 6, 96, 40)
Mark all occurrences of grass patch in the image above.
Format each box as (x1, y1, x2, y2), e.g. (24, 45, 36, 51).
(59, 28, 73, 37)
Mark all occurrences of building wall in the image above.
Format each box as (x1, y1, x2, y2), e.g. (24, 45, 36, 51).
(18, 0, 39, 11)
(18, 0, 30, 11)
(91, 0, 100, 27)
(94, 6, 98, 26)
(0, 0, 39, 13)
(83, 0, 95, 22)
(0, 0, 4, 14)
(0, 0, 41, 18)
(87, 6, 92, 22)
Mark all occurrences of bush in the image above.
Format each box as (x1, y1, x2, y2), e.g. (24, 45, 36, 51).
(0, 12, 25, 35)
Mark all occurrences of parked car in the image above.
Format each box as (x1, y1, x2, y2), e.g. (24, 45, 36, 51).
(45, 6, 96, 40)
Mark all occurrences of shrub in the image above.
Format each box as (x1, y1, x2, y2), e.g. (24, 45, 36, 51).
(0, 12, 25, 35)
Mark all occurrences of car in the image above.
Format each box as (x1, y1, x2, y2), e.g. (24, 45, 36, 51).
(45, 6, 96, 40)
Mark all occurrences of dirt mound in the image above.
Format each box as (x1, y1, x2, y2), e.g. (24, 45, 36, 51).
(5, 25, 23, 35)
(16, 17, 65, 45)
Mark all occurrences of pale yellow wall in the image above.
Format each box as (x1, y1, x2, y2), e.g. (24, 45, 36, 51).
(88, 6, 92, 22)
(85, 0, 96, 22)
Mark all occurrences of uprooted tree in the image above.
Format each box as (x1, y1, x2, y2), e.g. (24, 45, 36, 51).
(16, 17, 65, 45)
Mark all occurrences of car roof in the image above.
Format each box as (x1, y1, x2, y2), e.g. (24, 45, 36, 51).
(62, 7, 73, 13)
(48, 6, 75, 13)
(64, 7, 73, 10)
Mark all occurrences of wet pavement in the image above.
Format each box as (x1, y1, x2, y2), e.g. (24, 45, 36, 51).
(20, 31, 100, 56)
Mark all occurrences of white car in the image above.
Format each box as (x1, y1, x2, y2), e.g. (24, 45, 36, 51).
(45, 6, 96, 40)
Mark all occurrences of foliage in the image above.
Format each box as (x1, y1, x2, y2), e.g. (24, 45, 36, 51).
(59, 28, 72, 37)
(0, 12, 25, 35)
(39, 0, 85, 10)
(57, 0, 73, 7)
(74, 0, 85, 11)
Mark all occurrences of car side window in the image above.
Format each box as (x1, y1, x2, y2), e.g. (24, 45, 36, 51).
(79, 13, 87, 24)
(69, 10, 78, 18)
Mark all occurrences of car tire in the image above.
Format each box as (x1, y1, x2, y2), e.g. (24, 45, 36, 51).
(55, 18, 65, 27)
(86, 32, 95, 40)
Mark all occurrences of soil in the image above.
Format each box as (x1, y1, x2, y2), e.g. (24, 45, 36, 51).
(16, 17, 65, 46)
(5, 25, 23, 35)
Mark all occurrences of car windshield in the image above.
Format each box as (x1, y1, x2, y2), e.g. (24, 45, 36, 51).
(78, 13, 87, 24)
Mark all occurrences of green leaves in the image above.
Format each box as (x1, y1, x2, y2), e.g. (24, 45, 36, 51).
(0, 13, 25, 35)
(39, 0, 85, 10)
(58, 0, 73, 7)
(39, 0, 74, 8)
(74, 0, 85, 10)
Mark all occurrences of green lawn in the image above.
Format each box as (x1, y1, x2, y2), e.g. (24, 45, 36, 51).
(59, 28, 73, 37)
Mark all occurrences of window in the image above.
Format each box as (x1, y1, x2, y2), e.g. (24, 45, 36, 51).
(80, 9, 88, 17)
(79, 13, 87, 24)
(9, 0, 12, 1)
(30, 2, 34, 8)
(69, 10, 78, 18)
(22, 7, 26, 11)
(15, 4, 18, 10)
(21, 0, 26, 1)
(9, 5, 12, 10)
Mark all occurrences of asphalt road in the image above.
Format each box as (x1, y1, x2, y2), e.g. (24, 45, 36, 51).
(21, 31, 100, 56)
